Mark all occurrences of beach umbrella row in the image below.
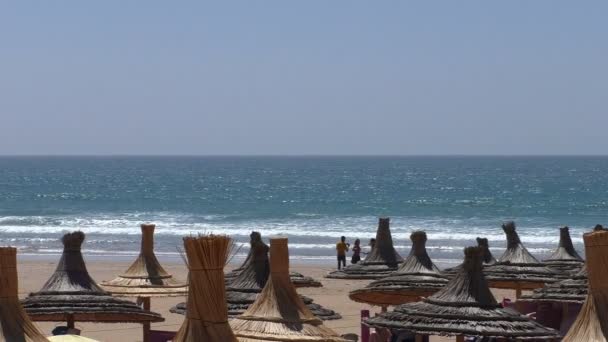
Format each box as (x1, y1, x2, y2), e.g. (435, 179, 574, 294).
(226, 231, 322, 288)
(20, 232, 163, 328)
(366, 246, 561, 340)
(171, 231, 341, 320)
(326, 218, 404, 279)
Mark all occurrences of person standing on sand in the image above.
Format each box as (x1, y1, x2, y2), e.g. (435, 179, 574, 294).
(336, 236, 350, 270)
(351, 239, 361, 264)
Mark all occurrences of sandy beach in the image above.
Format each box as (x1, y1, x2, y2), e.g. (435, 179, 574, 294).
(17, 258, 517, 342)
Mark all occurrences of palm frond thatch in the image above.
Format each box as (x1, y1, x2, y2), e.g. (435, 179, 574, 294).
(21, 231, 163, 324)
(349, 231, 448, 306)
(0, 247, 49, 342)
(230, 237, 346, 342)
(226, 232, 323, 288)
(173, 234, 238, 342)
(483, 221, 561, 290)
(101, 224, 187, 297)
(542, 226, 584, 274)
(171, 232, 340, 320)
(326, 218, 403, 280)
(563, 227, 608, 341)
(366, 246, 560, 340)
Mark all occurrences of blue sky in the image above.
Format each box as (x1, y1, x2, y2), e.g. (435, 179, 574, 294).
(1, 2, 606, 155)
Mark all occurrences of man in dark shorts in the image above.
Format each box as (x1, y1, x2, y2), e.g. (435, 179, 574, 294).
(336, 236, 350, 270)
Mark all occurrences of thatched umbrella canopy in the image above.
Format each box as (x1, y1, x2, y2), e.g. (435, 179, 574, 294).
(543, 226, 584, 273)
(101, 224, 187, 342)
(173, 234, 238, 342)
(483, 221, 560, 296)
(366, 246, 560, 340)
(230, 237, 346, 342)
(326, 217, 403, 279)
(170, 232, 340, 320)
(21, 232, 163, 327)
(563, 227, 608, 341)
(226, 232, 322, 288)
(101, 224, 187, 297)
(519, 265, 588, 304)
(0, 247, 49, 342)
(349, 231, 448, 307)
(441, 237, 496, 277)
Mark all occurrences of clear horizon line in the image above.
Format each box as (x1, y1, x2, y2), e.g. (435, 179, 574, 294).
(1, 153, 608, 158)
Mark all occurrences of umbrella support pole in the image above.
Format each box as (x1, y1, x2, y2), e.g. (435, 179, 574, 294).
(456, 336, 464, 342)
(142, 297, 151, 342)
(515, 285, 522, 299)
(67, 314, 75, 329)
(415, 335, 424, 342)
(381, 306, 387, 313)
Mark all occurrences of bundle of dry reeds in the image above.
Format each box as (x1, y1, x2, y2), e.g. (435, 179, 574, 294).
(231, 237, 346, 342)
(563, 228, 608, 341)
(0, 247, 48, 342)
(173, 234, 237, 342)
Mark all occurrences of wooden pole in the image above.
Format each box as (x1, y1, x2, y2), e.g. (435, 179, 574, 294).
(415, 335, 424, 342)
(142, 297, 151, 342)
(66, 314, 75, 329)
(515, 284, 522, 299)
(456, 335, 465, 342)
(361, 310, 370, 342)
(381, 305, 387, 313)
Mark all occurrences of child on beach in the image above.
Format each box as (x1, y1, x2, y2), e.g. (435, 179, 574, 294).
(351, 239, 361, 264)
(336, 236, 350, 270)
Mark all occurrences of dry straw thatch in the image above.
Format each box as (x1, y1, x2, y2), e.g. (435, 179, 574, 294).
(225, 232, 322, 288)
(542, 226, 584, 273)
(519, 265, 588, 304)
(101, 224, 187, 297)
(0, 247, 49, 342)
(349, 231, 448, 306)
(173, 234, 238, 342)
(21, 232, 163, 325)
(441, 237, 496, 277)
(366, 246, 561, 340)
(171, 232, 340, 320)
(563, 228, 608, 341)
(326, 218, 403, 279)
(230, 237, 346, 342)
(483, 221, 560, 293)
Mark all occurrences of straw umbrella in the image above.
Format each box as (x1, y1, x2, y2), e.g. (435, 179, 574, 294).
(483, 221, 561, 298)
(101, 224, 187, 342)
(173, 234, 237, 342)
(21, 232, 163, 329)
(349, 231, 448, 308)
(366, 246, 561, 341)
(563, 227, 608, 341)
(542, 226, 584, 273)
(230, 237, 347, 342)
(226, 232, 322, 288)
(442, 237, 496, 277)
(170, 232, 341, 320)
(0, 247, 49, 342)
(326, 217, 403, 279)
(519, 265, 588, 305)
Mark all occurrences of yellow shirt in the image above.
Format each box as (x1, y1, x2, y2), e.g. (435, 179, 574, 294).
(336, 242, 349, 256)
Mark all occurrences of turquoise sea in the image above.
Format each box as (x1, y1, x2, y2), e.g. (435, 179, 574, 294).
(1, 156, 606, 264)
